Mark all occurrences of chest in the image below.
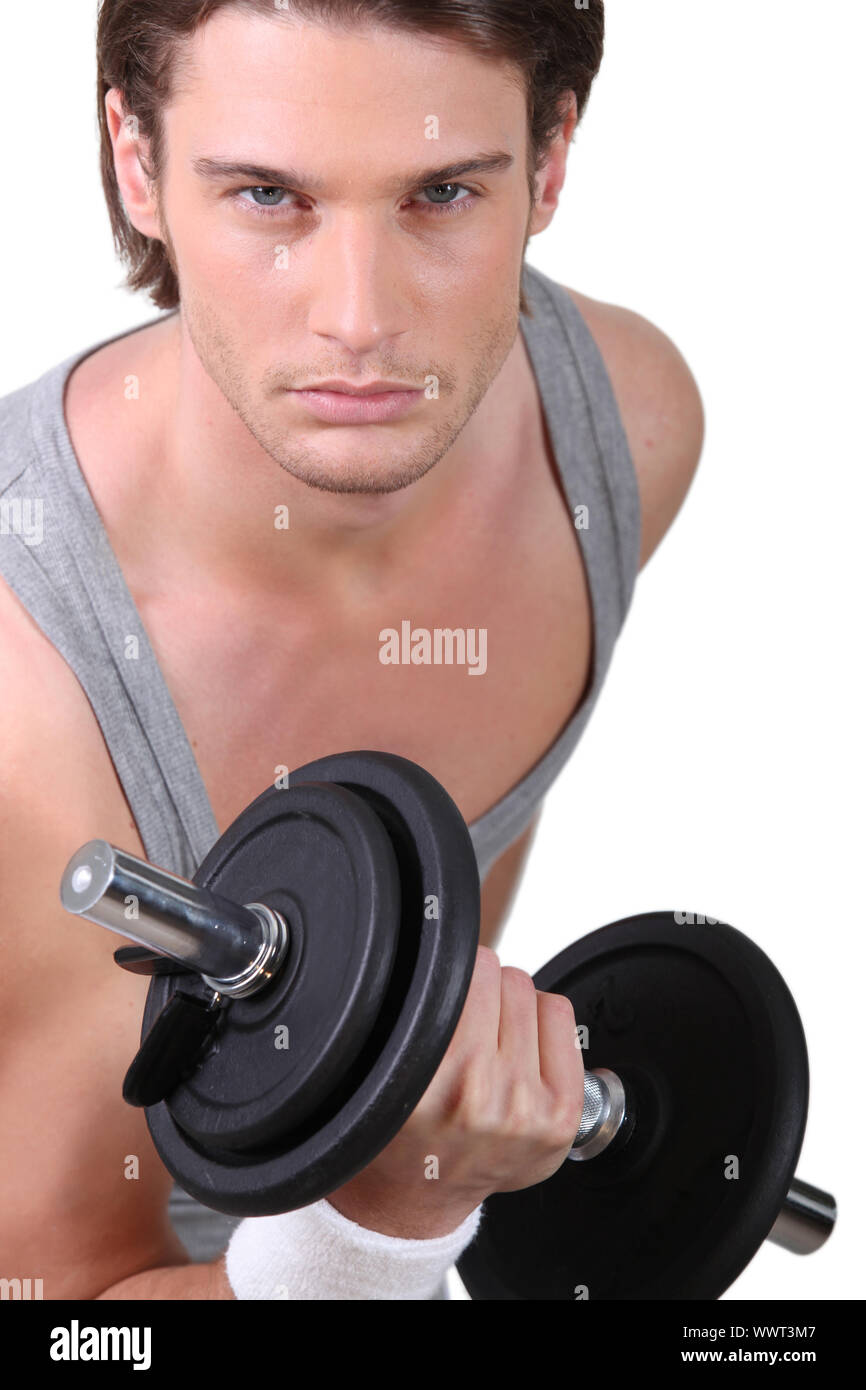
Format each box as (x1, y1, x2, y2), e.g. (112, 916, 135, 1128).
(142, 458, 594, 839)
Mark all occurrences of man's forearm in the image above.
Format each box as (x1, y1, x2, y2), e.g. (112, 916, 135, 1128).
(95, 1195, 481, 1300)
(97, 1258, 233, 1300)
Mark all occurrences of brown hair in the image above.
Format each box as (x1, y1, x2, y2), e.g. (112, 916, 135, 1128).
(96, 0, 605, 313)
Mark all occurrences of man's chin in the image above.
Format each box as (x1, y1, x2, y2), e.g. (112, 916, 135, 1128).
(267, 457, 438, 497)
(245, 408, 459, 496)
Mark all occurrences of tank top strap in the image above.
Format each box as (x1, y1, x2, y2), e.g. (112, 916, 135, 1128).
(464, 264, 642, 881)
(520, 261, 642, 649)
(0, 344, 219, 877)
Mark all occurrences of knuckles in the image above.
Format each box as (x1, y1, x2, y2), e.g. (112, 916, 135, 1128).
(500, 965, 536, 994)
(474, 945, 501, 972)
(548, 1093, 585, 1148)
(539, 990, 576, 1021)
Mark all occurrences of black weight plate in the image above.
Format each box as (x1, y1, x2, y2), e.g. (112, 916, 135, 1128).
(143, 781, 402, 1151)
(458, 911, 809, 1301)
(145, 750, 480, 1216)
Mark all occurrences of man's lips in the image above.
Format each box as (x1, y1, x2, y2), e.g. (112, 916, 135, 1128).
(300, 379, 417, 395)
(291, 385, 424, 424)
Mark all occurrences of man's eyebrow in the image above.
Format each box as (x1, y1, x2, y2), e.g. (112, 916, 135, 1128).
(190, 151, 515, 194)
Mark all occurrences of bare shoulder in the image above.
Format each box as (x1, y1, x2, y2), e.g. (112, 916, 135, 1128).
(0, 576, 182, 1295)
(564, 287, 705, 569)
(0, 571, 146, 949)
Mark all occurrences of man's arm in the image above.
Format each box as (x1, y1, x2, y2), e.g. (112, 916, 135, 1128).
(0, 576, 228, 1299)
(96, 1262, 232, 1300)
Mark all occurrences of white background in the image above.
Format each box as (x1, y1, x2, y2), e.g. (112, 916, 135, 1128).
(1, 2, 862, 1303)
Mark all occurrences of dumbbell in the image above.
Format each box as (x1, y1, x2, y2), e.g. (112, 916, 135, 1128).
(60, 750, 836, 1299)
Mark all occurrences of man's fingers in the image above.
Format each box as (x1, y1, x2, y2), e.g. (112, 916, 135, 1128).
(537, 990, 584, 1130)
(436, 945, 502, 1064)
(497, 966, 541, 1082)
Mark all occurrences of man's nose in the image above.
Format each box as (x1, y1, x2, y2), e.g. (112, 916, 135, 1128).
(304, 211, 411, 354)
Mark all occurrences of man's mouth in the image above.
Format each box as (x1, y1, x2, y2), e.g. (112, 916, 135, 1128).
(300, 379, 418, 395)
(291, 383, 424, 425)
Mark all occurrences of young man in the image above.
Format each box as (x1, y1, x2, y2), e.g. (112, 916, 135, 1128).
(0, 1, 703, 1299)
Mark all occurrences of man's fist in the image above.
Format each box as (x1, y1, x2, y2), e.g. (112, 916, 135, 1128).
(328, 946, 585, 1239)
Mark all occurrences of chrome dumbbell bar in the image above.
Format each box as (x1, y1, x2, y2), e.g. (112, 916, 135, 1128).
(60, 840, 289, 999)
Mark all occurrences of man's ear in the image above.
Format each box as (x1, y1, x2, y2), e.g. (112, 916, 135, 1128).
(528, 91, 578, 237)
(105, 87, 163, 241)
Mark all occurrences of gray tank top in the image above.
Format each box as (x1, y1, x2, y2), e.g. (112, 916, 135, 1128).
(0, 261, 641, 1266)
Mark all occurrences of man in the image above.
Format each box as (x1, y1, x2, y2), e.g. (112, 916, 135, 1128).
(0, 0, 703, 1298)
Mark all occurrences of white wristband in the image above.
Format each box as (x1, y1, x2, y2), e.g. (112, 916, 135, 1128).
(225, 1197, 484, 1301)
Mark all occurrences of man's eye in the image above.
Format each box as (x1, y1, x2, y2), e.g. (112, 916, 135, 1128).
(242, 186, 290, 208)
(414, 183, 475, 214)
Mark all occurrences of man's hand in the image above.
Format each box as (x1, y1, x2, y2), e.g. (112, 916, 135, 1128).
(328, 946, 584, 1238)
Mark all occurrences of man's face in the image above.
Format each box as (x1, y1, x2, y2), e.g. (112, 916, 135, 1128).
(153, 10, 537, 495)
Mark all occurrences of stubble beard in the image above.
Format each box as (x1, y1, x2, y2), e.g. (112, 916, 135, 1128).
(183, 283, 520, 496)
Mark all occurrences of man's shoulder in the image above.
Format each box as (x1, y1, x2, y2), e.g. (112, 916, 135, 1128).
(563, 286, 705, 570)
(0, 313, 173, 493)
